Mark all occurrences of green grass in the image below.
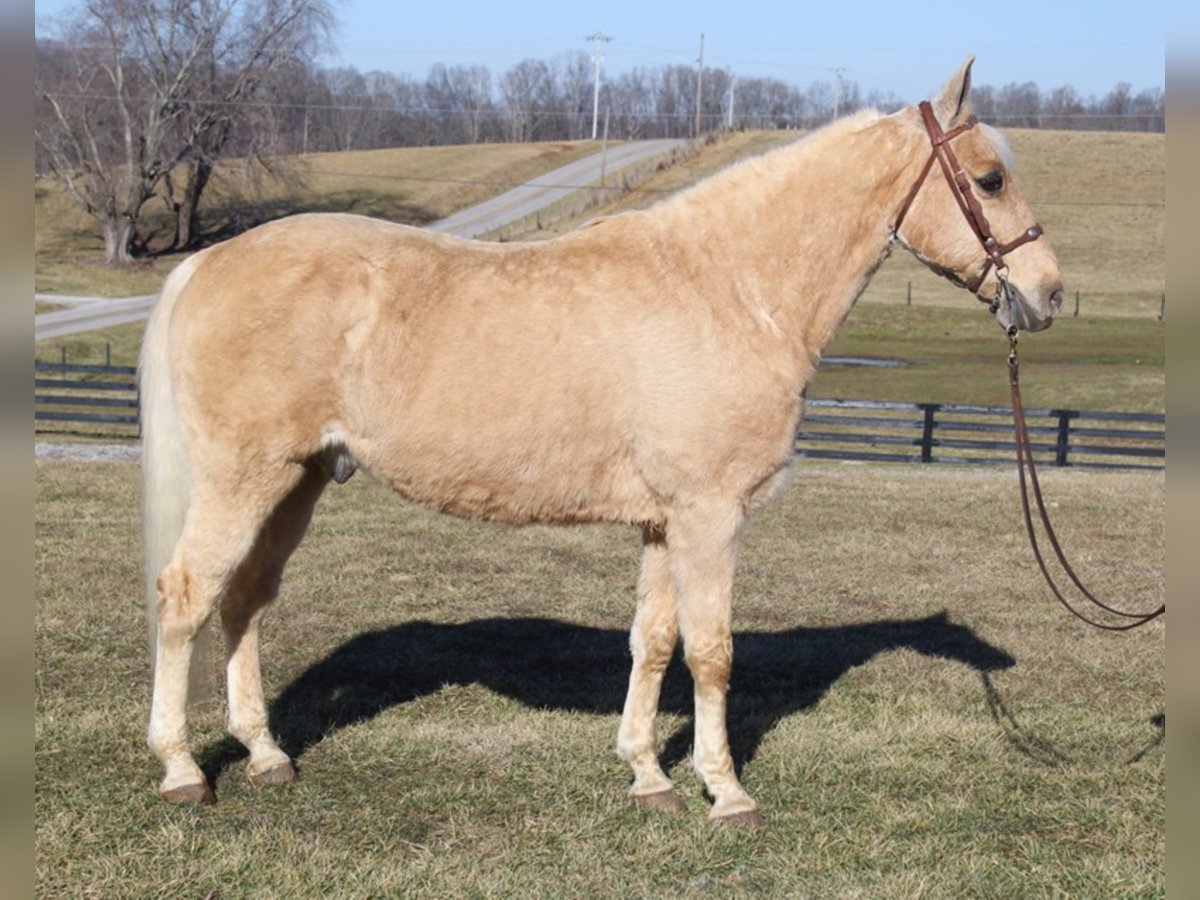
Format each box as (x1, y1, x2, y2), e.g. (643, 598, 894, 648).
(35, 459, 1164, 896)
(813, 304, 1165, 412)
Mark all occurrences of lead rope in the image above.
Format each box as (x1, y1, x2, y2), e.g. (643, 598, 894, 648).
(1007, 327, 1166, 631)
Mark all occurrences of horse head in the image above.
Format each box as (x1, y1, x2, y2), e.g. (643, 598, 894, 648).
(892, 55, 1065, 333)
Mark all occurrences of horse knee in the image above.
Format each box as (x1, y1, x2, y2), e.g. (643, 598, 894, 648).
(683, 634, 733, 687)
(631, 620, 678, 670)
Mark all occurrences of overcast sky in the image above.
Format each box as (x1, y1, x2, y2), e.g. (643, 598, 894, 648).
(35, 0, 1169, 103)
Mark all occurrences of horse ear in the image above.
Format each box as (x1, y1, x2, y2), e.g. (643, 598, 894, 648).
(931, 54, 976, 128)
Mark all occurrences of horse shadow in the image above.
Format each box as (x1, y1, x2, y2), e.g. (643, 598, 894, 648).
(199, 610, 1015, 785)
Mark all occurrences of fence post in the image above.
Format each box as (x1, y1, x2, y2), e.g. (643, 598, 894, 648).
(1074, 289, 1080, 317)
(1054, 410, 1074, 467)
(906, 282, 912, 306)
(1160, 293, 1165, 321)
(919, 404, 937, 463)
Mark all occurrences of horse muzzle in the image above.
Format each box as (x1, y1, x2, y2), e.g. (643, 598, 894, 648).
(990, 281, 1063, 333)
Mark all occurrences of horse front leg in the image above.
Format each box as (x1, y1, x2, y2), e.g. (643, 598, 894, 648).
(669, 500, 764, 827)
(617, 526, 685, 813)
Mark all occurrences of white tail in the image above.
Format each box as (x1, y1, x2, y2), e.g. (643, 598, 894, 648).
(140, 254, 204, 681)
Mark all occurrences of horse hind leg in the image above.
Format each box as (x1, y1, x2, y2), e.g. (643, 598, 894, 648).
(148, 466, 317, 804)
(617, 526, 686, 814)
(221, 464, 328, 787)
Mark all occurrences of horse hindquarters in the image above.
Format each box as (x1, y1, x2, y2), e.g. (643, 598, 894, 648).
(142, 256, 330, 802)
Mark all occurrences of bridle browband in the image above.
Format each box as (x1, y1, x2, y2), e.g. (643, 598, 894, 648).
(892, 101, 1044, 296)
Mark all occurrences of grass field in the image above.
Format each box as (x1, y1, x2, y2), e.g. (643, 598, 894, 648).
(34, 459, 1164, 896)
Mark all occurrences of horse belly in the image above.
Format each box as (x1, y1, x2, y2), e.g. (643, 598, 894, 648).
(359, 415, 656, 526)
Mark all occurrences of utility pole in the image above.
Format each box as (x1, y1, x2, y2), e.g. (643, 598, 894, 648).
(586, 31, 613, 140)
(727, 74, 736, 130)
(694, 33, 705, 139)
(828, 66, 846, 120)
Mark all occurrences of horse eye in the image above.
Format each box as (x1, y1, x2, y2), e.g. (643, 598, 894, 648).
(976, 171, 1004, 195)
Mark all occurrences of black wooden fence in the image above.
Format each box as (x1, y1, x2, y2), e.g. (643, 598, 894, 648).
(797, 398, 1165, 470)
(34, 359, 140, 436)
(33, 361, 1166, 470)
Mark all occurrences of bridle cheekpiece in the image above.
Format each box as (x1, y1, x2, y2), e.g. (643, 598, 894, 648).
(892, 101, 1044, 299)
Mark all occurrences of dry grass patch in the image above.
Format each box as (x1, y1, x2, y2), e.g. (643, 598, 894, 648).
(36, 458, 1163, 896)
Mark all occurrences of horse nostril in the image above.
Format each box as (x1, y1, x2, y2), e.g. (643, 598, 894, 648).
(1049, 289, 1064, 316)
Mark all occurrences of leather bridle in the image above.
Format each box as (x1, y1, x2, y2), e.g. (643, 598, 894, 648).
(892, 101, 1044, 299)
(894, 100, 1164, 632)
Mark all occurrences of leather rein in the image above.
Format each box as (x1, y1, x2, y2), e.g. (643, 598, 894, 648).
(1008, 336, 1165, 631)
(895, 101, 1165, 632)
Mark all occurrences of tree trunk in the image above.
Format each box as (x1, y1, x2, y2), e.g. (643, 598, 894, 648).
(174, 158, 213, 251)
(102, 217, 137, 265)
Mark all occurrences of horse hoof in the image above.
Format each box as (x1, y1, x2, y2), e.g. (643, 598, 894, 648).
(631, 788, 687, 814)
(716, 808, 766, 829)
(248, 761, 296, 787)
(160, 782, 216, 805)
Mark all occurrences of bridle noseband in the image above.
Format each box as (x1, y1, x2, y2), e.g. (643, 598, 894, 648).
(892, 101, 1044, 298)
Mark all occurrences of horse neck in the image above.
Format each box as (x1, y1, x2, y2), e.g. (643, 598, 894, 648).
(660, 111, 922, 373)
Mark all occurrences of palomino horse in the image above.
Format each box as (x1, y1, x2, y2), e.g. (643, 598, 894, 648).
(141, 56, 1063, 825)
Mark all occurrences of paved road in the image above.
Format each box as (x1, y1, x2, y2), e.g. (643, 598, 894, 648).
(34, 139, 686, 341)
(427, 138, 683, 238)
(35, 293, 159, 341)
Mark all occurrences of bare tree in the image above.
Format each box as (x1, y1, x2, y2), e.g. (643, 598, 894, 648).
(425, 63, 495, 144)
(35, 0, 335, 264)
(996, 81, 1043, 128)
(608, 67, 656, 139)
(1129, 86, 1165, 132)
(1044, 84, 1084, 130)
